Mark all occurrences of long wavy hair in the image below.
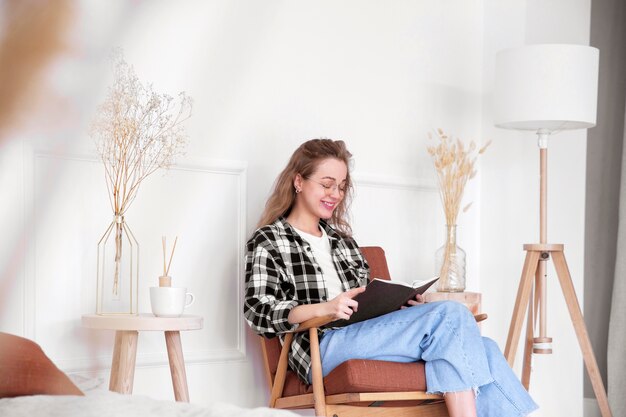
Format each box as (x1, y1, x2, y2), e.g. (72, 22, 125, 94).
(257, 139, 354, 237)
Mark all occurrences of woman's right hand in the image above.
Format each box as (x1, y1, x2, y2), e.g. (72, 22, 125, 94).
(324, 287, 366, 320)
(287, 286, 367, 325)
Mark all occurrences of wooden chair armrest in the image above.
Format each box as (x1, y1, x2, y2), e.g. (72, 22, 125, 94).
(291, 315, 335, 333)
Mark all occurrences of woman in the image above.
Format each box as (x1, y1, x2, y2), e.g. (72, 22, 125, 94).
(244, 139, 538, 417)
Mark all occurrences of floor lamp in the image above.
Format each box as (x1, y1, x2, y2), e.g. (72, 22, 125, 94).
(494, 44, 612, 417)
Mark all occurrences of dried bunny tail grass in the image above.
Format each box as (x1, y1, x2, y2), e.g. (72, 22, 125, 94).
(427, 129, 489, 225)
(479, 140, 492, 154)
(0, 0, 73, 138)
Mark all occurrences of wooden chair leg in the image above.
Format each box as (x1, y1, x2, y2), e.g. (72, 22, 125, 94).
(164, 331, 190, 402)
(269, 333, 293, 408)
(309, 328, 327, 417)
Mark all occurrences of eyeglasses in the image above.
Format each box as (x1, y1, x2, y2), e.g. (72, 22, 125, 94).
(305, 177, 349, 194)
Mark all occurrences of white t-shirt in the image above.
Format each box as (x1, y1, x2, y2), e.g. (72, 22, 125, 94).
(293, 226, 345, 301)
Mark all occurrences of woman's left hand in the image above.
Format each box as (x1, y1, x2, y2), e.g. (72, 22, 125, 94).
(401, 294, 425, 309)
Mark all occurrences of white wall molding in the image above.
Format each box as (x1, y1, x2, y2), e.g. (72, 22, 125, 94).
(353, 172, 437, 192)
(57, 347, 247, 373)
(25, 151, 247, 372)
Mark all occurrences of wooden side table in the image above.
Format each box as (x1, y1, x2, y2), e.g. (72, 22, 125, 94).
(82, 314, 203, 402)
(423, 291, 482, 316)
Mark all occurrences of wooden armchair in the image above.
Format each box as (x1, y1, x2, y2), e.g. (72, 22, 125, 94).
(259, 246, 487, 417)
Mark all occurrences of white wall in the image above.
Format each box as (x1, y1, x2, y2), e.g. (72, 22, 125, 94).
(0, 1, 591, 415)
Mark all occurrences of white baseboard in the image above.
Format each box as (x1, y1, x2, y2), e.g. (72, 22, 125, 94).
(584, 398, 601, 417)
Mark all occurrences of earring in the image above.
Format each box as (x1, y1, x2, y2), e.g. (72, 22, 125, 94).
(295, 188, 301, 194)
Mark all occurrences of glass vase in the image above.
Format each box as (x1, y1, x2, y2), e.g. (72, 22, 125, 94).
(96, 215, 139, 315)
(435, 224, 466, 292)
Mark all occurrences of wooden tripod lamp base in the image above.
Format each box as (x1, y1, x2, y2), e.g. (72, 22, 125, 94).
(504, 243, 612, 417)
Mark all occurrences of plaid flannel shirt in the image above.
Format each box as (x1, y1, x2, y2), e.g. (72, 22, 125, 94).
(244, 217, 369, 383)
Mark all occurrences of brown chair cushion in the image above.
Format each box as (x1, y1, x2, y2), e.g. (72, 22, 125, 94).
(280, 360, 427, 397)
(324, 359, 427, 394)
(0, 332, 83, 398)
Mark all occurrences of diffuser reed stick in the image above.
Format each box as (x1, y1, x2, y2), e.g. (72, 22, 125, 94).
(166, 236, 178, 277)
(162, 236, 167, 276)
(159, 236, 178, 287)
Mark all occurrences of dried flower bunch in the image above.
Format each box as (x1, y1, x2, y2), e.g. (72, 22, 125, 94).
(90, 51, 193, 217)
(428, 129, 490, 290)
(91, 51, 192, 296)
(427, 128, 491, 226)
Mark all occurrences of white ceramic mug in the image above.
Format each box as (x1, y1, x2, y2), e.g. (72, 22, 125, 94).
(150, 287, 195, 318)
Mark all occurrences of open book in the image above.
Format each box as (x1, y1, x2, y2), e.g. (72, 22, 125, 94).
(327, 277, 439, 328)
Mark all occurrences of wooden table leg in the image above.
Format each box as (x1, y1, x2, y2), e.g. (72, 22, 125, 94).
(109, 330, 138, 394)
(164, 331, 189, 402)
(109, 332, 122, 392)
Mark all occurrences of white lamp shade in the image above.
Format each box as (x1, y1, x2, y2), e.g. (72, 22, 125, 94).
(494, 44, 599, 131)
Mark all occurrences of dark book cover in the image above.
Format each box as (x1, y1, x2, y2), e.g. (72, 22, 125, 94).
(327, 277, 439, 328)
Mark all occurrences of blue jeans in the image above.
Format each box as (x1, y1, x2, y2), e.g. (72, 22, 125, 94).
(312, 301, 538, 417)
